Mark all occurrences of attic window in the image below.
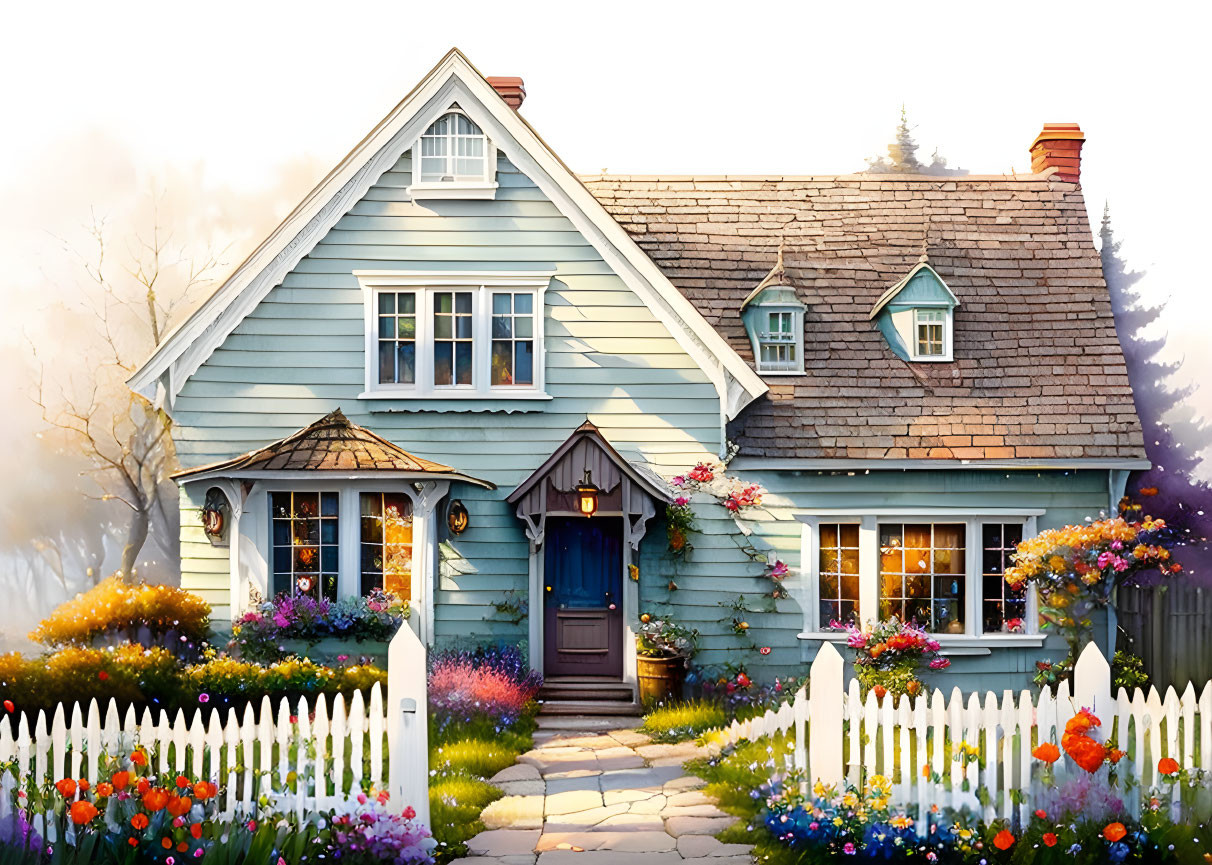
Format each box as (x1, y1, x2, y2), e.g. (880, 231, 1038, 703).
(756, 308, 802, 373)
(913, 308, 946, 358)
(408, 108, 499, 200)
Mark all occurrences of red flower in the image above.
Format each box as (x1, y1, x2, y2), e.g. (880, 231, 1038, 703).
(993, 829, 1015, 850)
(193, 781, 217, 800)
(131, 814, 149, 830)
(77, 779, 89, 792)
(131, 750, 148, 767)
(190, 823, 203, 839)
(1159, 757, 1180, 775)
(161, 838, 172, 850)
(403, 805, 416, 820)
(167, 795, 192, 817)
(54, 778, 76, 798)
(112, 771, 130, 791)
(142, 789, 169, 812)
(136, 778, 151, 794)
(176, 775, 190, 789)
(70, 801, 99, 825)
(98, 671, 109, 681)
(128, 838, 138, 848)
(1034, 809, 1047, 819)
(1043, 833, 1058, 847)
(1104, 823, 1127, 842)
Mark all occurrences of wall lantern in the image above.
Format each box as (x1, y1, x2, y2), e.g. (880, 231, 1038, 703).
(447, 499, 469, 535)
(575, 469, 601, 518)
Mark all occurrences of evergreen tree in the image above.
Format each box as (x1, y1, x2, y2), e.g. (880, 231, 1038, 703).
(864, 107, 966, 176)
(1102, 205, 1212, 581)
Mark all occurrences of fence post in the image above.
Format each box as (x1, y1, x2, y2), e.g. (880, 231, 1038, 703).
(387, 620, 430, 828)
(808, 642, 844, 788)
(1072, 642, 1113, 728)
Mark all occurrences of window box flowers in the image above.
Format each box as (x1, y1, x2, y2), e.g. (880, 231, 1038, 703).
(229, 589, 408, 664)
(833, 617, 950, 698)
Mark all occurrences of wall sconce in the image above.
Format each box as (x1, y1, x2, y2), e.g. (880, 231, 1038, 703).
(447, 499, 469, 535)
(575, 468, 600, 518)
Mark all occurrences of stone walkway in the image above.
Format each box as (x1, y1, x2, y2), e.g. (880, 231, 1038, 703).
(455, 716, 752, 864)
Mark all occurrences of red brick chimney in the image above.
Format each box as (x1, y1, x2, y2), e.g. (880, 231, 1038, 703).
(1030, 123, 1085, 183)
(486, 76, 526, 110)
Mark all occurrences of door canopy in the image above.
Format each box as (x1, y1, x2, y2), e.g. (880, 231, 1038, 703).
(507, 421, 671, 548)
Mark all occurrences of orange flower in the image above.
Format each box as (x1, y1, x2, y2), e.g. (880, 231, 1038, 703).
(161, 838, 172, 850)
(167, 795, 192, 817)
(142, 789, 169, 812)
(193, 781, 217, 800)
(111, 771, 130, 791)
(1159, 757, 1180, 775)
(131, 750, 148, 767)
(993, 829, 1015, 850)
(175, 775, 190, 789)
(1032, 743, 1060, 764)
(1107, 748, 1126, 764)
(54, 778, 77, 798)
(70, 801, 99, 825)
(1104, 823, 1127, 842)
(1065, 708, 1101, 737)
(1063, 734, 1108, 773)
(921, 763, 931, 778)
(77, 779, 89, 792)
(131, 814, 149, 830)
(94, 782, 113, 798)
(136, 778, 151, 794)
(177, 842, 189, 853)
(1043, 832, 1058, 847)
(190, 823, 203, 839)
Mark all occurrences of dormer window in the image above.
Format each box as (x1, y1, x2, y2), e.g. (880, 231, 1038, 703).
(408, 108, 499, 200)
(869, 254, 958, 363)
(740, 245, 806, 376)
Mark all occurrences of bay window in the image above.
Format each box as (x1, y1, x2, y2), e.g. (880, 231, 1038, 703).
(360, 492, 414, 598)
(357, 271, 551, 400)
(270, 491, 340, 600)
(799, 511, 1042, 643)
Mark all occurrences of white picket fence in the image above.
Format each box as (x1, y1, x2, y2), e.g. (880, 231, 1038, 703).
(0, 619, 430, 828)
(708, 642, 1212, 826)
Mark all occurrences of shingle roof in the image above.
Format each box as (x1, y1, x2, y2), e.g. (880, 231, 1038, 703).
(173, 409, 494, 485)
(583, 173, 1147, 462)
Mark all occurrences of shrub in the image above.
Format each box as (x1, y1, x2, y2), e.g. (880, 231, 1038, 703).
(229, 590, 408, 663)
(0, 645, 181, 718)
(641, 700, 727, 743)
(30, 575, 211, 648)
(181, 655, 386, 712)
(427, 645, 540, 732)
(428, 774, 501, 861)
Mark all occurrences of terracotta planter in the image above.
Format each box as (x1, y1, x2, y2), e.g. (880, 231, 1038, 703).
(637, 654, 686, 704)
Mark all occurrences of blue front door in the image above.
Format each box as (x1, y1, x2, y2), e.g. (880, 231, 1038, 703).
(543, 517, 623, 678)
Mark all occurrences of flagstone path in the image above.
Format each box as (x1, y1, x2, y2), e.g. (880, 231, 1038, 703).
(454, 716, 752, 864)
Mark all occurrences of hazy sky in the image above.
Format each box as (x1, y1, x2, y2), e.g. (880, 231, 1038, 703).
(2, 1, 1208, 461)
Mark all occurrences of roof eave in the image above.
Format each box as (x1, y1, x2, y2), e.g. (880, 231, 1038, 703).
(174, 467, 496, 489)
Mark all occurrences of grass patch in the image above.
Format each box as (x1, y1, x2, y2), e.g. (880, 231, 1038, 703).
(432, 738, 522, 778)
(685, 731, 800, 865)
(641, 699, 728, 743)
(428, 773, 504, 861)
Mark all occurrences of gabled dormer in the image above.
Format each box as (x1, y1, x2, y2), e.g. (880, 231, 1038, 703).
(741, 246, 806, 375)
(869, 254, 959, 362)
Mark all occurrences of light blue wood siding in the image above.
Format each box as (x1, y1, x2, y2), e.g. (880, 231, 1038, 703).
(172, 152, 721, 641)
(638, 468, 1113, 692)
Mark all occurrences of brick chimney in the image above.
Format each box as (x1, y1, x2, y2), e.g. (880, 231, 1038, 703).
(1030, 123, 1085, 183)
(486, 76, 526, 110)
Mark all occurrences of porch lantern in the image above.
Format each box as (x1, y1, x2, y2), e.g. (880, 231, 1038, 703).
(575, 469, 601, 517)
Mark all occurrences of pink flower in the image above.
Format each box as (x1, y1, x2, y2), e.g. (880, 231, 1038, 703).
(403, 805, 416, 820)
(671, 476, 685, 487)
(273, 613, 290, 628)
(357, 793, 367, 804)
(769, 560, 790, 579)
(928, 657, 951, 670)
(674, 496, 689, 506)
(843, 842, 856, 854)
(723, 497, 740, 511)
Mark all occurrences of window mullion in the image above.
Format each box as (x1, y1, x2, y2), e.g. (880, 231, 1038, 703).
(965, 518, 980, 635)
(858, 516, 878, 625)
(476, 285, 490, 393)
(419, 290, 434, 395)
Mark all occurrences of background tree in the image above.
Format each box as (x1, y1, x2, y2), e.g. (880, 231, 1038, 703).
(33, 209, 220, 585)
(1102, 204, 1212, 580)
(864, 107, 966, 176)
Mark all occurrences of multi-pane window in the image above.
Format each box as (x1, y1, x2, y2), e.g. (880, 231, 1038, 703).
(818, 523, 860, 626)
(270, 492, 339, 601)
(433, 291, 474, 386)
(878, 523, 966, 632)
(982, 523, 1026, 633)
(377, 292, 417, 385)
(491, 292, 535, 386)
(757, 309, 800, 372)
(359, 493, 414, 598)
(418, 112, 487, 183)
(914, 309, 945, 357)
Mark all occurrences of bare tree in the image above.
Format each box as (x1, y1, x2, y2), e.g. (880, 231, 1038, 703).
(33, 204, 221, 583)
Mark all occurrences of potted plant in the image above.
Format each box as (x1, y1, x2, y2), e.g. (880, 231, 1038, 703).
(833, 617, 950, 699)
(635, 613, 698, 704)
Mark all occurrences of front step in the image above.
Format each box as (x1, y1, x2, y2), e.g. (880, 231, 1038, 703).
(538, 698, 642, 716)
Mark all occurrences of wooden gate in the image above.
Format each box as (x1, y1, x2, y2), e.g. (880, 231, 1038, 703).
(1117, 583, 1212, 692)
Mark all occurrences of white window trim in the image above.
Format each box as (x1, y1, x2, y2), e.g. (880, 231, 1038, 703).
(752, 302, 805, 376)
(407, 107, 499, 200)
(356, 270, 552, 400)
(795, 509, 1042, 648)
(237, 477, 449, 645)
(908, 306, 954, 362)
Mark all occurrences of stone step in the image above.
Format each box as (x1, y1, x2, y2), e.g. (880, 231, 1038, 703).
(539, 683, 635, 702)
(538, 699, 643, 716)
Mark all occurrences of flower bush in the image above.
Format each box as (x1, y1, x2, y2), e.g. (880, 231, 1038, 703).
(1004, 515, 1177, 661)
(182, 655, 386, 712)
(427, 645, 541, 733)
(834, 617, 950, 698)
(30, 575, 211, 649)
(229, 589, 408, 663)
(636, 613, 698, 659)
(326, 803, 436, 863)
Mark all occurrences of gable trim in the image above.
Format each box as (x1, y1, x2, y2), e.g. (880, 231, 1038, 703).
(127, 48, 767, 421)
(867, 258, 960, 320)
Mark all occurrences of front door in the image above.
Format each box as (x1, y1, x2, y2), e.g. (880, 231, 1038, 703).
(543, 516, 623, 678)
